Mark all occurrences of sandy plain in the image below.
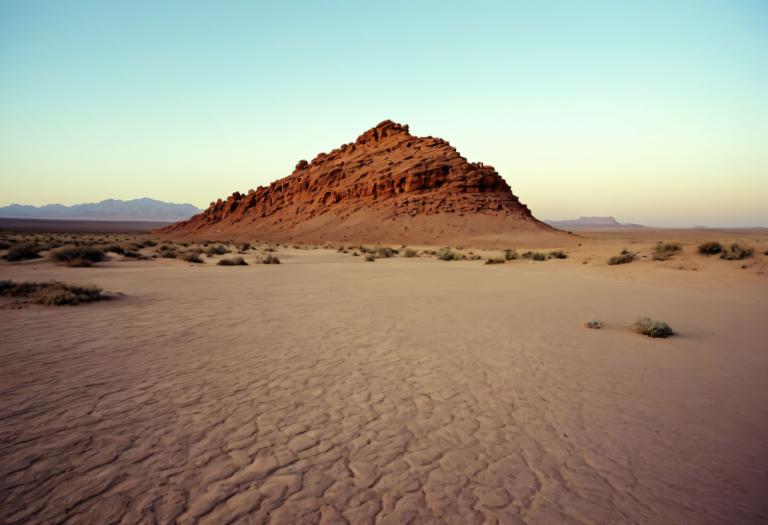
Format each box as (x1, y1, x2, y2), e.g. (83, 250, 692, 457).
(1, 229, 767, 524)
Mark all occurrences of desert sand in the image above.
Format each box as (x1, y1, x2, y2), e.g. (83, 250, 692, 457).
(1, 230, 767, 524)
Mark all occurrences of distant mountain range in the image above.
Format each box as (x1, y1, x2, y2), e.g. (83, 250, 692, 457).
(0, 198, 201, 222)
(545, 216, 647, 229)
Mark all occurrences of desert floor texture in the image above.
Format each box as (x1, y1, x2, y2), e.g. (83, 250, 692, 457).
(1, 230, 767, 524)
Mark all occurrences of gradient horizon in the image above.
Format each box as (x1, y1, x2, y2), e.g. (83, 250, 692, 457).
(1, 0, 766, 227)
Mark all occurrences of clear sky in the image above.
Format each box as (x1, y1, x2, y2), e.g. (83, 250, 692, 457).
(1, 1, 766, 227)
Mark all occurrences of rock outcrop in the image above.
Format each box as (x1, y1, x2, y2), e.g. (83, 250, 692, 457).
(160, 120, 562, 246)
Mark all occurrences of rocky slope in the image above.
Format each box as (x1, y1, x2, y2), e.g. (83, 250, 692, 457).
(160, 121, 564, 246)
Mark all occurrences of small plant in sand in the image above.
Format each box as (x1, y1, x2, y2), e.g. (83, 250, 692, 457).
(720, 243, 753, 261)
(375, 246, 398, 258)
(403, 248, 418, 258)
(653, 242, 682, 261)
(504, 249, 518, 261)
(634, 317, 674, 338)
(548, 250, 568, 259)
(608, 250, 636, 265)
(218, 256, 248, 266)
(104, 244, 126, 255)
(522, 251, 547, 261)
(262, 254, 281, 264)
(206, 244, 230, 257)
(364, 254, 376, 262)
(485, 257, 505, 265)
(51, 246, 106, 267)
(181, 252, 205, 264)
(158, 246, 177, 258)
(436, 247, 465, 261)
(3, 242, 42, 262)
(585, 319, 603, 329)
(0, 280, 107, 306)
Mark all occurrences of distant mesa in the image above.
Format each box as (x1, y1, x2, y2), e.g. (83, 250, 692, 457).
(0, 198, 201, 222)
(161, 120, 565, 246)
(545, 216, 648, 229)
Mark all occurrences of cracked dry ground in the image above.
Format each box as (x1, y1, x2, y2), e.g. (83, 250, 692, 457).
(1, 252, 767, 524)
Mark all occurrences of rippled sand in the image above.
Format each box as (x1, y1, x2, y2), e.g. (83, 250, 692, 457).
(1, 241, 767, 524)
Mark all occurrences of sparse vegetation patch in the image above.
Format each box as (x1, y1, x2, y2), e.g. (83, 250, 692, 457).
(3, 242, 42, 262)
(720, 243, 753, 260)
(0, 280, 109, 306)
(608, 250, 636, 265)
(634, 317, 674, 338)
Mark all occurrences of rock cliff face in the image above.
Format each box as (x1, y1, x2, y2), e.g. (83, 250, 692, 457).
(160, 121, 561, 246)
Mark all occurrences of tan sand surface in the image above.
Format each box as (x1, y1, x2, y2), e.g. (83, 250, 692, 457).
(1, 235, 767, 524)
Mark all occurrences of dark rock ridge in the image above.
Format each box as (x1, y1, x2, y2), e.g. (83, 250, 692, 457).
(160, 120, 557, 244)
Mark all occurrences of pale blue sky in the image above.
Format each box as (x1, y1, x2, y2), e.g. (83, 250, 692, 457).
(1, 0, 766, 226)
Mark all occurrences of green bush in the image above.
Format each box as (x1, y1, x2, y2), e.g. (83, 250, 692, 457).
(634, 317, 674, 338)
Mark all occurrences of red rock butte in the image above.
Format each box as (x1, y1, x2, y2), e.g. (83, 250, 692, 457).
(160, 120, 567, 246)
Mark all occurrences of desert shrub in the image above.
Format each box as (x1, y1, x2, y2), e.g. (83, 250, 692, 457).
(263, 254, 281, 264)
(585, 319, 603, 329)
(720, 243, 753, 260)
(0, 240, 12, 250)
(485, 257, 505, 265)
(264, 246, 276, 252)
(608, 250, 636, 265)
(104, 244, 126, 255)
(403, 248, 418, 258)
(549, 250, 568, 259)
(634, 317, 674, 338)
(159, 247, 177, 258)
(375, 246, 398, 258)
(38, 283, 103, 306)
(3, 242, 42, 261)
(141, 239, 157, 247)
(364, 254, 376, 262)
(653, 242, 681, 261)
(52, 246, 106, 265)
(218, 256, 247, 266)
(123, 250, 141, 258)
(436, 247, 465, 261)
(522, 251, 547, 261)
(238, 242, 251, 252)
(181, 252, 204, 263)
(206, 245, 230, 257)
(0, 280, 105, 306)
(504, 249, 518, 261)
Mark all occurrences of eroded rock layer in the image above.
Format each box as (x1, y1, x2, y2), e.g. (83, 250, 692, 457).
(160, 121, 559, 245)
